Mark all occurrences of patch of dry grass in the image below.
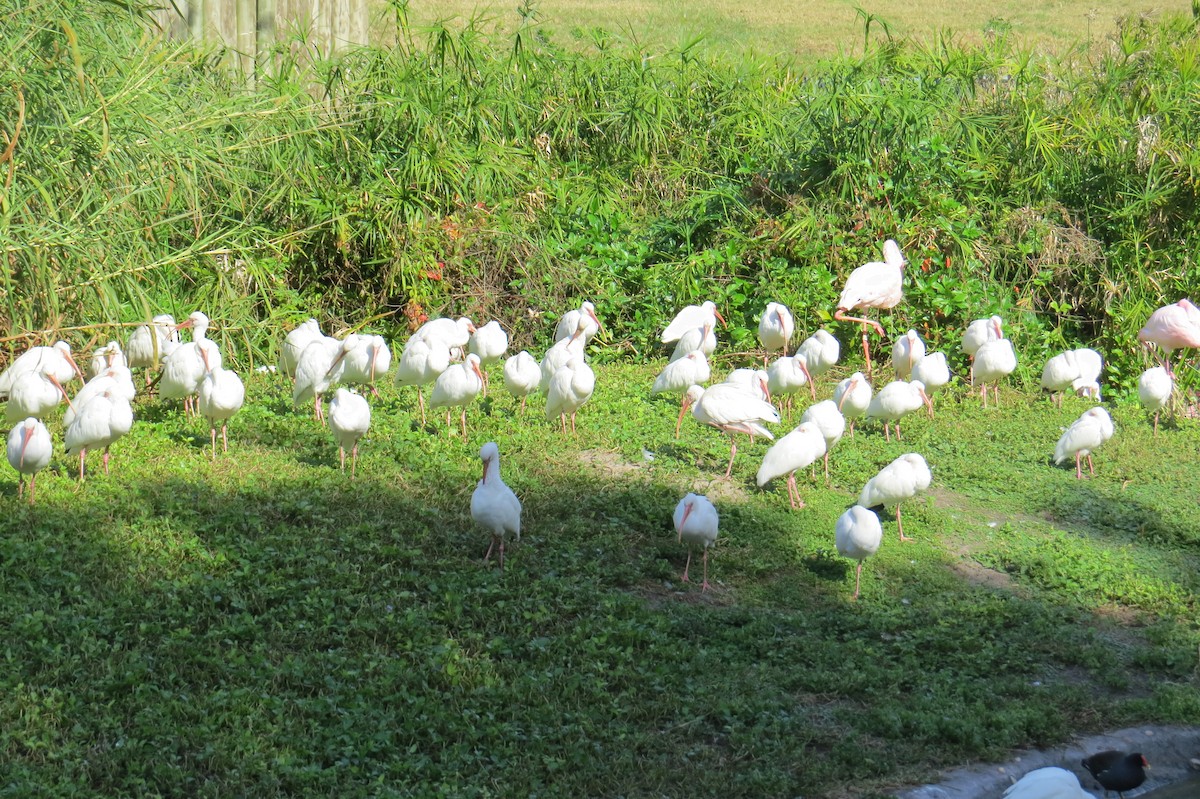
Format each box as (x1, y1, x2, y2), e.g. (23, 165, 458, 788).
(391, 0, 1173, 60)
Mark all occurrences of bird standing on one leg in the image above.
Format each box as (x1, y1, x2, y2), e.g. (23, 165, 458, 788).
(833, 239, 906, 377)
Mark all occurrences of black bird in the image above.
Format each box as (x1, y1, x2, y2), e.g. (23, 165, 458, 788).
(1081, 750, 1149, 798)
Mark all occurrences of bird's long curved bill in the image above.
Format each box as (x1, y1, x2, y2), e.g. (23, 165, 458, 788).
(65, 352, 84, 382)
(837, 379, 857, 412)
(49, 374, 75, 412)
(324, 350, 347, 379)
(480, 456, 490, 485)
(678, 503, 693, 542)
(18, 423, 33, 468)
(714, 309, 727, 327)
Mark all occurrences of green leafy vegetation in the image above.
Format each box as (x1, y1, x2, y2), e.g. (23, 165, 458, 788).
(4, 1, 1200, 795)
(1, 365, 1199, 797)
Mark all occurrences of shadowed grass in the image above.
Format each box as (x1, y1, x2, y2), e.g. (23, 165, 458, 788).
(1, 360, 1197, 797)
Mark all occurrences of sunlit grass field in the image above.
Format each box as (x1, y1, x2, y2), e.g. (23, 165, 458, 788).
(395, 0, 1176, 60)
(3, 352, 1198, 797)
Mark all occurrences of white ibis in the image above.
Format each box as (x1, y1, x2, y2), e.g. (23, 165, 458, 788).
(682, 383, 780, 478)
(891, 329, 925, 379)
(860, 452, 932, 542)
(87, 341, 126, 380)
(64, 389, 134, 480)
(833, 239, 906, 375)
(833, 371, 873, 436)
(1138, 298, 1200, 377)
(653, 350, 711, 437)
(394, 335, 451, 424)
(161, 311, 222, 416)
(1041, 349, 1091, 407)
(126, 314, 180, 385)
(197, 350, 245, 457)
(866, 380, 931, 441)
(502, 351, 542, 413)
(1002, 767, 1095, 799)
(6, 372, 71, 423)
(758, 302, 794, 365)
(329, 387, 371, 477)
(545, 356, 595, 434)
(1054, 407, 1114, 479)
(278, 318, 324, 378)
(339, 333, 392, 397)
(554, 301, 602, 344)
(796, 329, 840, 382)
(63, 368, 136, 428)
(416, 316, 475, 356)
(6, 417, 52, 504)
(835, 505, 883, 599)
(472, 441, 522, 571)
(910, 352, 950, 416)
(430, 353, 486, 439)
(539, 318, 588, 391)
(800, 399, 845, 480)
(292, 336, 351, 423)
(756, 421, 826, 509)
(673, 492, 719, 590)
(1137, 366, 1174, 435)
(669, 322, 717, 362)
(661, 301, 725, 344)
(972, 338, 1017, 407)
(766, 353, 814, 409)
(722, 368, 771, 403)
(962, 315, 1003, 385)
(468, 321, 509, 390)
(1072, 347, 1103, 400)
(0, 340, 83, 401)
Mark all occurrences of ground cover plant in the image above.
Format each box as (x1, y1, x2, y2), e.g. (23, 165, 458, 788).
(2, 359, 1199, 798)
(4, 0, 1200, 795)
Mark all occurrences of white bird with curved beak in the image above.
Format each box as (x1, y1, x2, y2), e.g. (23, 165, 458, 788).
(472, 441, 522, 571)
(860, 452, 932, 542)
(6, 372, 73, 423)
(758, 302, 795, 365)
(0, 340, 84, 404)
(430, 353, 486, 439)
(756, 421, 826, 509)
(1054, 407, 1114, 479)
(833, 371, 873, 437)
(834, 239, 906, 376)
(540, 318, 588, 391)
(867, 380, 931, 442)
(682, 383, 780, 479)
(197, 346, 245, 456)
(329, 387, 371, 477)
(546, 356, 595, 435)
(395, 335, 452, 425)
(555, 301, 602, 344)
(669, 322, 717, 362)
(293, 336, 352, 423)
(835, 505, 883, 600)
(126, 315, 180, 385)
(891, 329, 925, 380)
(7, 417, 52, 504)
(1137, 366, 1173, 436)
(910, 352, 950, 416)
(161, 311, 222, 416)
(279, 318, 324, 378)
(800, 399, 845, 481)
(662, 301, 726, 344)
(87, 341, 127, 380)
(653, 350, 711, 438)
(339, 333, 392, 397)
(64, 388, 134, 481)
(673, 492, 719, 590)
(503, 351, 542, 414)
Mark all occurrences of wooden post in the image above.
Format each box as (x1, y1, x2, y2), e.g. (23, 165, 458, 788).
(236, 0, 255, 79)
(189, 0, 205, 41)
(256, 0, 276, 76)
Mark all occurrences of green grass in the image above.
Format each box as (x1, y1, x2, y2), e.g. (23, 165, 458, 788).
(3, 357, 1199, 797)
(393, 0, 1172, 62)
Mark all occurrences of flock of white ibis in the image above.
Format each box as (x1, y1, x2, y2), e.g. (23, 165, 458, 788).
(3, 240, 1199, 603)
